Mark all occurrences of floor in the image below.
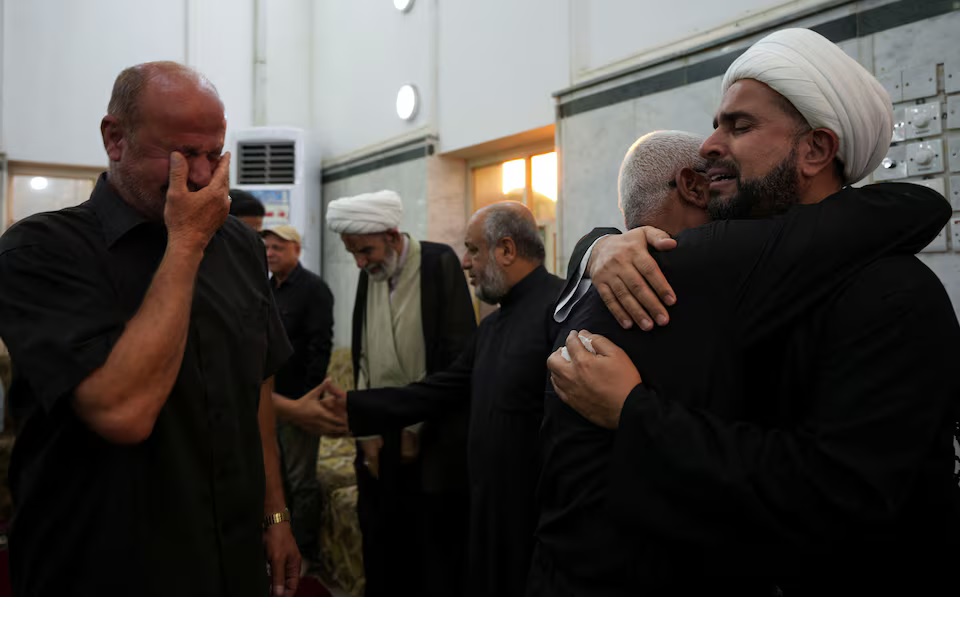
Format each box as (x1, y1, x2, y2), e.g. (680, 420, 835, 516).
(0, 531, 335, 597)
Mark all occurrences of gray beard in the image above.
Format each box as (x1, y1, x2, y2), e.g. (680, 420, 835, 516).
(365, 247, 400, 282)
(708, 148, 800, 221)
(474, 261, 509, 305)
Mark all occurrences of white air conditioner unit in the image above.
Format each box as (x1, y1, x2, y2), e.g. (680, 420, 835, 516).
(230, 126, 322, 274)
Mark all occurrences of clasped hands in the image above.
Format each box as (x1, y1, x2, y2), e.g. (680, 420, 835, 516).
(547, 330, 642, 430)
(287, 378, 351, 437)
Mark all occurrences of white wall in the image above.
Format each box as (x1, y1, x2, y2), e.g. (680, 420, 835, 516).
(185, 0, 256, 134)
(264, 0, 313, 130)
(436, 0, 570, 153)
(312, 0, 433, 161)
(1, 0, 185, 166)
(2, 0, 853, 167)
(569, 0, 839, 82)
(0, 0, 311, 167)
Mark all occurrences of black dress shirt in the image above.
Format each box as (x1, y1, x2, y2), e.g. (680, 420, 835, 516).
(0, 174, 291, 595)
(270, 262, 334, 399)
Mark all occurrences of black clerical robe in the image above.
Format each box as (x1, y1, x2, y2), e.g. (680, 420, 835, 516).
(349, 265, 565, 595)
(534, 183, 960, 595)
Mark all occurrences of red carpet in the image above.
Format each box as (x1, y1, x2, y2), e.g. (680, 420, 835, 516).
(295, 574, 332, 597)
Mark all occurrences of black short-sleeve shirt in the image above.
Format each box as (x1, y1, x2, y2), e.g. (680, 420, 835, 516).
(270, 262, 334, 399)
(0, 174, 292, 595)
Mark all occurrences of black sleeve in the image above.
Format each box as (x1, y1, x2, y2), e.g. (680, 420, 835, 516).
(609, 256, 960, 549)
(303, 278, 334, 390)
(602, 185, 954, 548)
(435, 247, 477, 368)
(565, 227, 621, 277)
(0, 241, 124, 413)
(567, 184, 949, 340)
(727, 183, 951, 342)
(555, 227, 622, 304)
(348, 331, 477, 437)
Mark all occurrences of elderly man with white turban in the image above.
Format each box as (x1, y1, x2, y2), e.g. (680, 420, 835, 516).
(534, 28, 960, 595)
(326, 190, 476, 595)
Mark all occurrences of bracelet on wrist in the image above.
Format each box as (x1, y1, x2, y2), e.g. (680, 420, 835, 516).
(263, 507, 291, 529)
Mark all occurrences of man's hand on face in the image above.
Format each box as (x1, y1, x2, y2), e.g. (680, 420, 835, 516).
(547, 330, 642, 429)
(588, 226, 678, 330)
(163, 151, 231, 251)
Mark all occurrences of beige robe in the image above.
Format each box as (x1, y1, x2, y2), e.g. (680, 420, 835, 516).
(357, 235, 426, 472)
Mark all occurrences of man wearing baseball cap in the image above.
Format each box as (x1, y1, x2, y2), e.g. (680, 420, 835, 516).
(261, 224, 336, 570)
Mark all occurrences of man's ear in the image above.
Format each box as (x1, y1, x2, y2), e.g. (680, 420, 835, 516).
(497, 236, 518, 266)
(676, 167, 710, 208)
(101, 115, 125, 162)
(797, 128, 839, 179)
(384, 228, 402, 249)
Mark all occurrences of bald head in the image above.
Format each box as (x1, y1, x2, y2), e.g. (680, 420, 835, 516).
(108, 61, 222, 135)
(463, 201, 544, 305)
(472, 201, 545, 262)
(101, 61, 226, 219)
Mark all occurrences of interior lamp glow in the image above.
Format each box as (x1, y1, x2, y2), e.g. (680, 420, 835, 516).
(501, 159, 526, 195)
(30, 176, 49, 191)
(393, 0, 414, 12)
(532, 152, 558, 201)
(396, 84, 419, 121)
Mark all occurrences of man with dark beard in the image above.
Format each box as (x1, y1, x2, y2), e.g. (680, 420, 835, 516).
(326, 190, 476, 595)
(316, 202, 564, 595)
(536, 28, 960, 595)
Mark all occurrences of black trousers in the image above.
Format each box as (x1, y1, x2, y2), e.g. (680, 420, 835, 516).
(355, 434, 423, 596)
(420, 491, 468, 596)
(526, 541, 580, 596)
(355, 434, 469, 596)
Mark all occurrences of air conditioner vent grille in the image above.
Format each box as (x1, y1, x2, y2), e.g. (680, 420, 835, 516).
(237, 141, 295, 184)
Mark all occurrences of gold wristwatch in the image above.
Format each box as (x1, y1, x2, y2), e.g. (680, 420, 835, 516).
(263, 507, 291, 529)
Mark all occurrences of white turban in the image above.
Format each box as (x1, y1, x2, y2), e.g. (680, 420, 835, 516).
(326, 190, 403, 234)
(722, 28, 893, 185)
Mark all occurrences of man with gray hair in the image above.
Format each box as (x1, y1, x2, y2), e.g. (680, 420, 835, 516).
(326, 190, 475, 595)
(317, 201, 564, 595)
(618, 131, 708, 233)
(536, 28, 959, 595)
(554, 131, 710, 330)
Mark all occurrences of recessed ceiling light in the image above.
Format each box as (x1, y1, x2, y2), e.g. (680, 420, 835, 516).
(393, 0, 414, 13)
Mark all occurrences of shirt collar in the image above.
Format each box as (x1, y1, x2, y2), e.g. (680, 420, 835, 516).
(500, 264, 549, 308)
(272, 262, 304, 289)
(91, 173, 156, 248)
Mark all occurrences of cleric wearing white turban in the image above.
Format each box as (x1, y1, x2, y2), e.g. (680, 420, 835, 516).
(327, 190, 404, 235)
(722, 27, 893, 185)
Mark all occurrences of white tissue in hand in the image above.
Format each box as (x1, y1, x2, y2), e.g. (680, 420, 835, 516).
(560, 334, 596, 362)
